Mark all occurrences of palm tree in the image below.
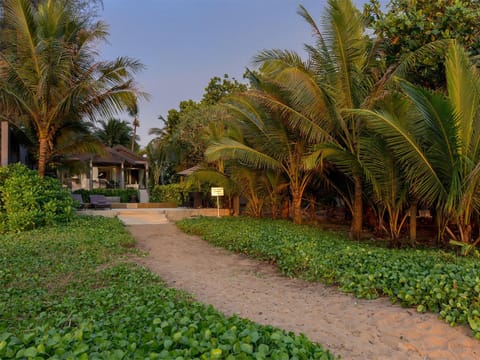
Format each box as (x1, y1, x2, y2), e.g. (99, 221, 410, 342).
(131, 116, 140, 151)
(95, 118, 134, 148)
(0, 0, 143, 176)
(359, 42, 480, 249)
(206, 74, 318, 224)
(251, 0, 389, 239)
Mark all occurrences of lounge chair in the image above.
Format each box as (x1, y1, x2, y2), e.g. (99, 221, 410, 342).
(89, 194, 111, 209)
(71, 194, 87, 210)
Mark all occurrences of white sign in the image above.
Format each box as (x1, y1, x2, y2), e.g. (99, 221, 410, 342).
(211, 187, 224, 196)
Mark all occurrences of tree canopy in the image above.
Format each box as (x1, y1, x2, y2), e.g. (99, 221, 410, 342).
(0, 0, 143, 176)
(365, 0, 480, 88)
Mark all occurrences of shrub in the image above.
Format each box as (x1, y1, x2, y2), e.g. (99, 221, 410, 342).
(73, 188, 138, 203)
(0, 164, 74, 232)
(150, 183, 188, 205)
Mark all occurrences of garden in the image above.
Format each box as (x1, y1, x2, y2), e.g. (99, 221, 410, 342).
(2, 0, 480, 358)
(0, 216, 336, 359)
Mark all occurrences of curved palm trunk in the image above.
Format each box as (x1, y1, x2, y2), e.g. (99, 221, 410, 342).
(350, 175, 363, 240)
(38, 136, 49, 177)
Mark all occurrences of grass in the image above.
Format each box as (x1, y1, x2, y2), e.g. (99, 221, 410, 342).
(177, 216, 480, 339)
(0, 216, 336, 359)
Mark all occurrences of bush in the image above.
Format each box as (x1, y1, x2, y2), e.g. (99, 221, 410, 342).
(150, 183, 188, 205)
(178, 217, 480, 338)
(73, 188, 138, 203)
(0, 164, 74, 232)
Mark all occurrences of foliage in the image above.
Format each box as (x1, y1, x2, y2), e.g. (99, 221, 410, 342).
(178, 217, 480, 337)
(0, 163, 74, 232)
(147, 75, 247, 182)
(73, 188, 138, 203)
(150, 183, 188, 205)
(359, 42, 480, 246)
(249, 0, 392, 237)
(94, 118, 137, 148)
(0, 0, 143, 176)
(202, 74, 248, 105)
(365, 0, 480, 88)
(206, 71, 319, 224)
(0, 216, 336, 359)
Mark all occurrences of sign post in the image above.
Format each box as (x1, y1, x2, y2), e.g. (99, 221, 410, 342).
(211, 187, 224, 217)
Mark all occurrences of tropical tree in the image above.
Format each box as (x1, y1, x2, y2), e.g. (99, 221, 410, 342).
(0, 0, 142, 176)
(206, 73, 318, 224)
(251, 0, 389, 238)
(95, 118, 135, 148)
(365, 0, 480, 89)
(359, 42, 480, 250)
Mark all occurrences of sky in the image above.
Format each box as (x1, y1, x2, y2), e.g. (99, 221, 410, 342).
(100, 0, 378, 146)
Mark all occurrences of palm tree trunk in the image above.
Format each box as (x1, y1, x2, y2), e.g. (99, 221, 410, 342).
(409, 200, 417, 246)
(350, 175, 363, 240)
(292, 189, 303, 225)
(38, 136, 48, 177)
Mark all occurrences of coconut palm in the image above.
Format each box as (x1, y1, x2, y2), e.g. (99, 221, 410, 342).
(95, 118, 135, 148)
(250, 0, 389, 238)
(359, 42, 480, 249)
(0, 0, 142, 176)
(206, 74, 318, 224)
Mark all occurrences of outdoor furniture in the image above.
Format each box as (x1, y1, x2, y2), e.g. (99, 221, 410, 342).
(89, 194, 111, 209)
(71, 194, 87, 210)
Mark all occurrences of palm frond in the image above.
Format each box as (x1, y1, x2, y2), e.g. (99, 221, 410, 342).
(206, 138, 281, 171)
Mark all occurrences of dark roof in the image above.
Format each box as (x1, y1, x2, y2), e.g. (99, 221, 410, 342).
(112, 145, 148, 165)
(69, 146, 147, 167)
(177, 165, 202, 176)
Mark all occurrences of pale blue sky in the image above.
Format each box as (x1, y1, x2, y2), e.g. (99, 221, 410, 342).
(100, 0, 379, 146)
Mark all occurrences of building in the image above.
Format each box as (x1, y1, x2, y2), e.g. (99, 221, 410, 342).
(62, 145, 149, 191)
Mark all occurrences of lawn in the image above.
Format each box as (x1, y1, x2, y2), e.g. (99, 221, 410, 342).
(177, 216, 480, 338)
(0, 216, 335, 359)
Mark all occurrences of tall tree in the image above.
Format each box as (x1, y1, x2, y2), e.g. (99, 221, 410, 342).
(252, 0, 388, 238)
(95, 118, 135, 148)
(206, 74, 318, 225)
(0, 0, 143, 176)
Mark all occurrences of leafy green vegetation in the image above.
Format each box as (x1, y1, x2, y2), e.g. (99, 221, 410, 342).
(0, 164, 74, 233)
(149, 184, 188, 205)
(177, 217, 480, 338)
(0, 216, 336, 359)
(73, 189, 139, 203)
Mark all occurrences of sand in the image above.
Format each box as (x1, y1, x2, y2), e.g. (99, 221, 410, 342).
(128, 223, 480, 360)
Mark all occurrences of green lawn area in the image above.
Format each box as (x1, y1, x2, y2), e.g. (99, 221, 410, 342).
(0, 216, 336, 359)
(177, 217, 480, 338)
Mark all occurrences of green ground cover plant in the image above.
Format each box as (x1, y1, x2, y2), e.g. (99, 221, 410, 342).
(177, 217, 480, 338)
(0, 216, 336, 359)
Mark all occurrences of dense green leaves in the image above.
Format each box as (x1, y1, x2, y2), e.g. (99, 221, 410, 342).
(0, 0, 142, 176)
(178, 217, 480, 338)
(0, 216, 336, 359)
(73, 188, 139, 204)
(150, 183, 188, 205)
(0, 164, 74, 232)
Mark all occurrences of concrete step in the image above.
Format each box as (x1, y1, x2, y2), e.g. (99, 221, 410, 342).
(116, 210, 169, 225)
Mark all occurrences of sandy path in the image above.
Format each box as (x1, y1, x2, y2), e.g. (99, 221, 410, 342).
(128, 223, 480, 360)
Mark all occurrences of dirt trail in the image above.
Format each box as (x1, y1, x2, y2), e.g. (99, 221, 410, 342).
(128, 223, 480, 360)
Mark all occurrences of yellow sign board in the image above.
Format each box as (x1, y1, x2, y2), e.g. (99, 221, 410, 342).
(211, 187, 224, 196)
